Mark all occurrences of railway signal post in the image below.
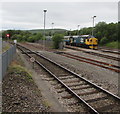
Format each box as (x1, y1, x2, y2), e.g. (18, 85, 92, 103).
(30, 57, 35, 69)
(6, 34, 10, 41)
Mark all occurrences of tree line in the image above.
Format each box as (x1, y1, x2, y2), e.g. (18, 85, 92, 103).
(66, 22, 119, 45)
(2, 30, 64, 49)
(2, 30, 45, 42)
(2, 21, 119, 46)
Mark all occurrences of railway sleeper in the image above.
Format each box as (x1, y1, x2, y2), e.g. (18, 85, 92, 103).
(62, 95, 73, 99)
(90, 99, 118, 110)
(59, 76, 77, 80)
(62, 90, 99, 99)
(54, 85, 65, 89)
(86, 96, 108, 103)
(96, 103, 120, 112)
(58, 75, 74, 78)
(58, 74, 71, 77)
(62, 79, 81, 83)
(74, 87, 96, 93)
(81, 92, 105, 101)
(71, 85, 92, 91)
(56, 88, 66, 93)
(77, 90, 100, 96)
(67, 83, 87, 87)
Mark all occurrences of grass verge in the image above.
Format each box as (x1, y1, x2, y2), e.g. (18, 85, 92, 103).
(2, 45, 10, 53)
(105, 41, 120, 49)
(8, 64, 33, 82)
(2, 54, 50, 112)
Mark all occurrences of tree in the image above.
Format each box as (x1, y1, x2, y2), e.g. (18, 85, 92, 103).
(34, 32, 43, 40)
(52, 34, 64, 49)
(99, 37, 108, 45)
(27, 36, 35, 42)
(80, 27, 92, 35)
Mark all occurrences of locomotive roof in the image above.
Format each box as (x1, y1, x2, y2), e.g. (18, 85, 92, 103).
(64, 36, 71, 38)
(80, 35, 95, 38)
(64, 35, 95, 39)
(71, 35, 95, 38)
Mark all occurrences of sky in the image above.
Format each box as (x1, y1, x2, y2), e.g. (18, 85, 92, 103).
(0, 1, 119, 30)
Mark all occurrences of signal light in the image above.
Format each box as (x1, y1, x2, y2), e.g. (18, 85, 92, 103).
(6, 34, 10, 37)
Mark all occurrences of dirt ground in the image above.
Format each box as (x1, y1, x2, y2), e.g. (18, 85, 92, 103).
(2, 52, 51, 112)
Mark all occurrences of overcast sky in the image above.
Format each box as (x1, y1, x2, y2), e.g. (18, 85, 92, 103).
(1, 1, 118, 30)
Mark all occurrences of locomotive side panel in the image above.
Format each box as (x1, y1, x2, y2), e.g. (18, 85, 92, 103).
(64, 35, 98, 49)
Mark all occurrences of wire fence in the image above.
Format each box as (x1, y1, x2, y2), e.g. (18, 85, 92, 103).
(38, 40, 53, 48)
(2, 44, 16, 79)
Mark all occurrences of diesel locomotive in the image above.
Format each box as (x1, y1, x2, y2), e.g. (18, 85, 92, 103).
(64, 35, 98, 49)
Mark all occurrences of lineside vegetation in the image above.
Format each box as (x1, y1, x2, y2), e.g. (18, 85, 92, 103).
(2, 22, 119, 48)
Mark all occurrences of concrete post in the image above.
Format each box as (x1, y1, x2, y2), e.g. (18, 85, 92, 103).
(0, 37, 2, 112)
(118, 1, 120, 97)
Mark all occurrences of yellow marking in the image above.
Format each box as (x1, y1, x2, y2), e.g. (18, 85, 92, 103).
(109, 64, 112, 66)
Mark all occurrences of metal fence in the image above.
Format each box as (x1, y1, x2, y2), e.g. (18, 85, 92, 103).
(38, 40, 53, 48)
(2, 44, 16, 78)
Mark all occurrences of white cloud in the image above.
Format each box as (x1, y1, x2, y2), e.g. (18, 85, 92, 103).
(1, 2, 118, 30)
(1, 0, 119, 2)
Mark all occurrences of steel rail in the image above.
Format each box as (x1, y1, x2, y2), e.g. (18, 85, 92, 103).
(98, 47, 120, 55)
(17, 44, 120, 100)
(65, 45, 120, 61)
(17, 44, 120, 113)
(63, 52, 120, 69)
(17, 45, 98, 113)
(17, 43, 120, 72)
(60, 52, 120, 73)
(100, 49, 120, 55)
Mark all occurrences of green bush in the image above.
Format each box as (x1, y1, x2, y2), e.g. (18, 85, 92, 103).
(34, 32, 43, 40)
(99, 37, 108, 45)
(105, 41, 120, 49)
(27, 36, 35, 42)
(52, 34, 64, 49)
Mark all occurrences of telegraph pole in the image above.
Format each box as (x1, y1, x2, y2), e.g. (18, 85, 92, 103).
(77, 25, 80, 36)
(92, 16, 96, 36)
(51, 22, 54, 36)
(43, 9, 47, 50)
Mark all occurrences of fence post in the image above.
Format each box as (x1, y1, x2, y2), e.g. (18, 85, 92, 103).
(2, 44, 16, 78)
(0, 38, 2, 113)
(0, 38, 2, 81)
(118, 1, 120, 97)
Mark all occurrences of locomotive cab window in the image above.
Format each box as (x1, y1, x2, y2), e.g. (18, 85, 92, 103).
(90, 39, 92, 42)
(87, 39, 89, 42)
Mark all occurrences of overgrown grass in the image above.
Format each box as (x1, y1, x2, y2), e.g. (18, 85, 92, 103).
(8, 63, 33, 82)
(105, 41, 120, 49)
(2, 45, 10, 52)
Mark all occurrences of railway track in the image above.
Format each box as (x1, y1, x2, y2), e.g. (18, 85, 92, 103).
(98, 47, 120, 55)
(55, 52, 120, 73)
(17, 44, 120, 113)
(100, 49, 120, 55)
(65, 45, 120, 61)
